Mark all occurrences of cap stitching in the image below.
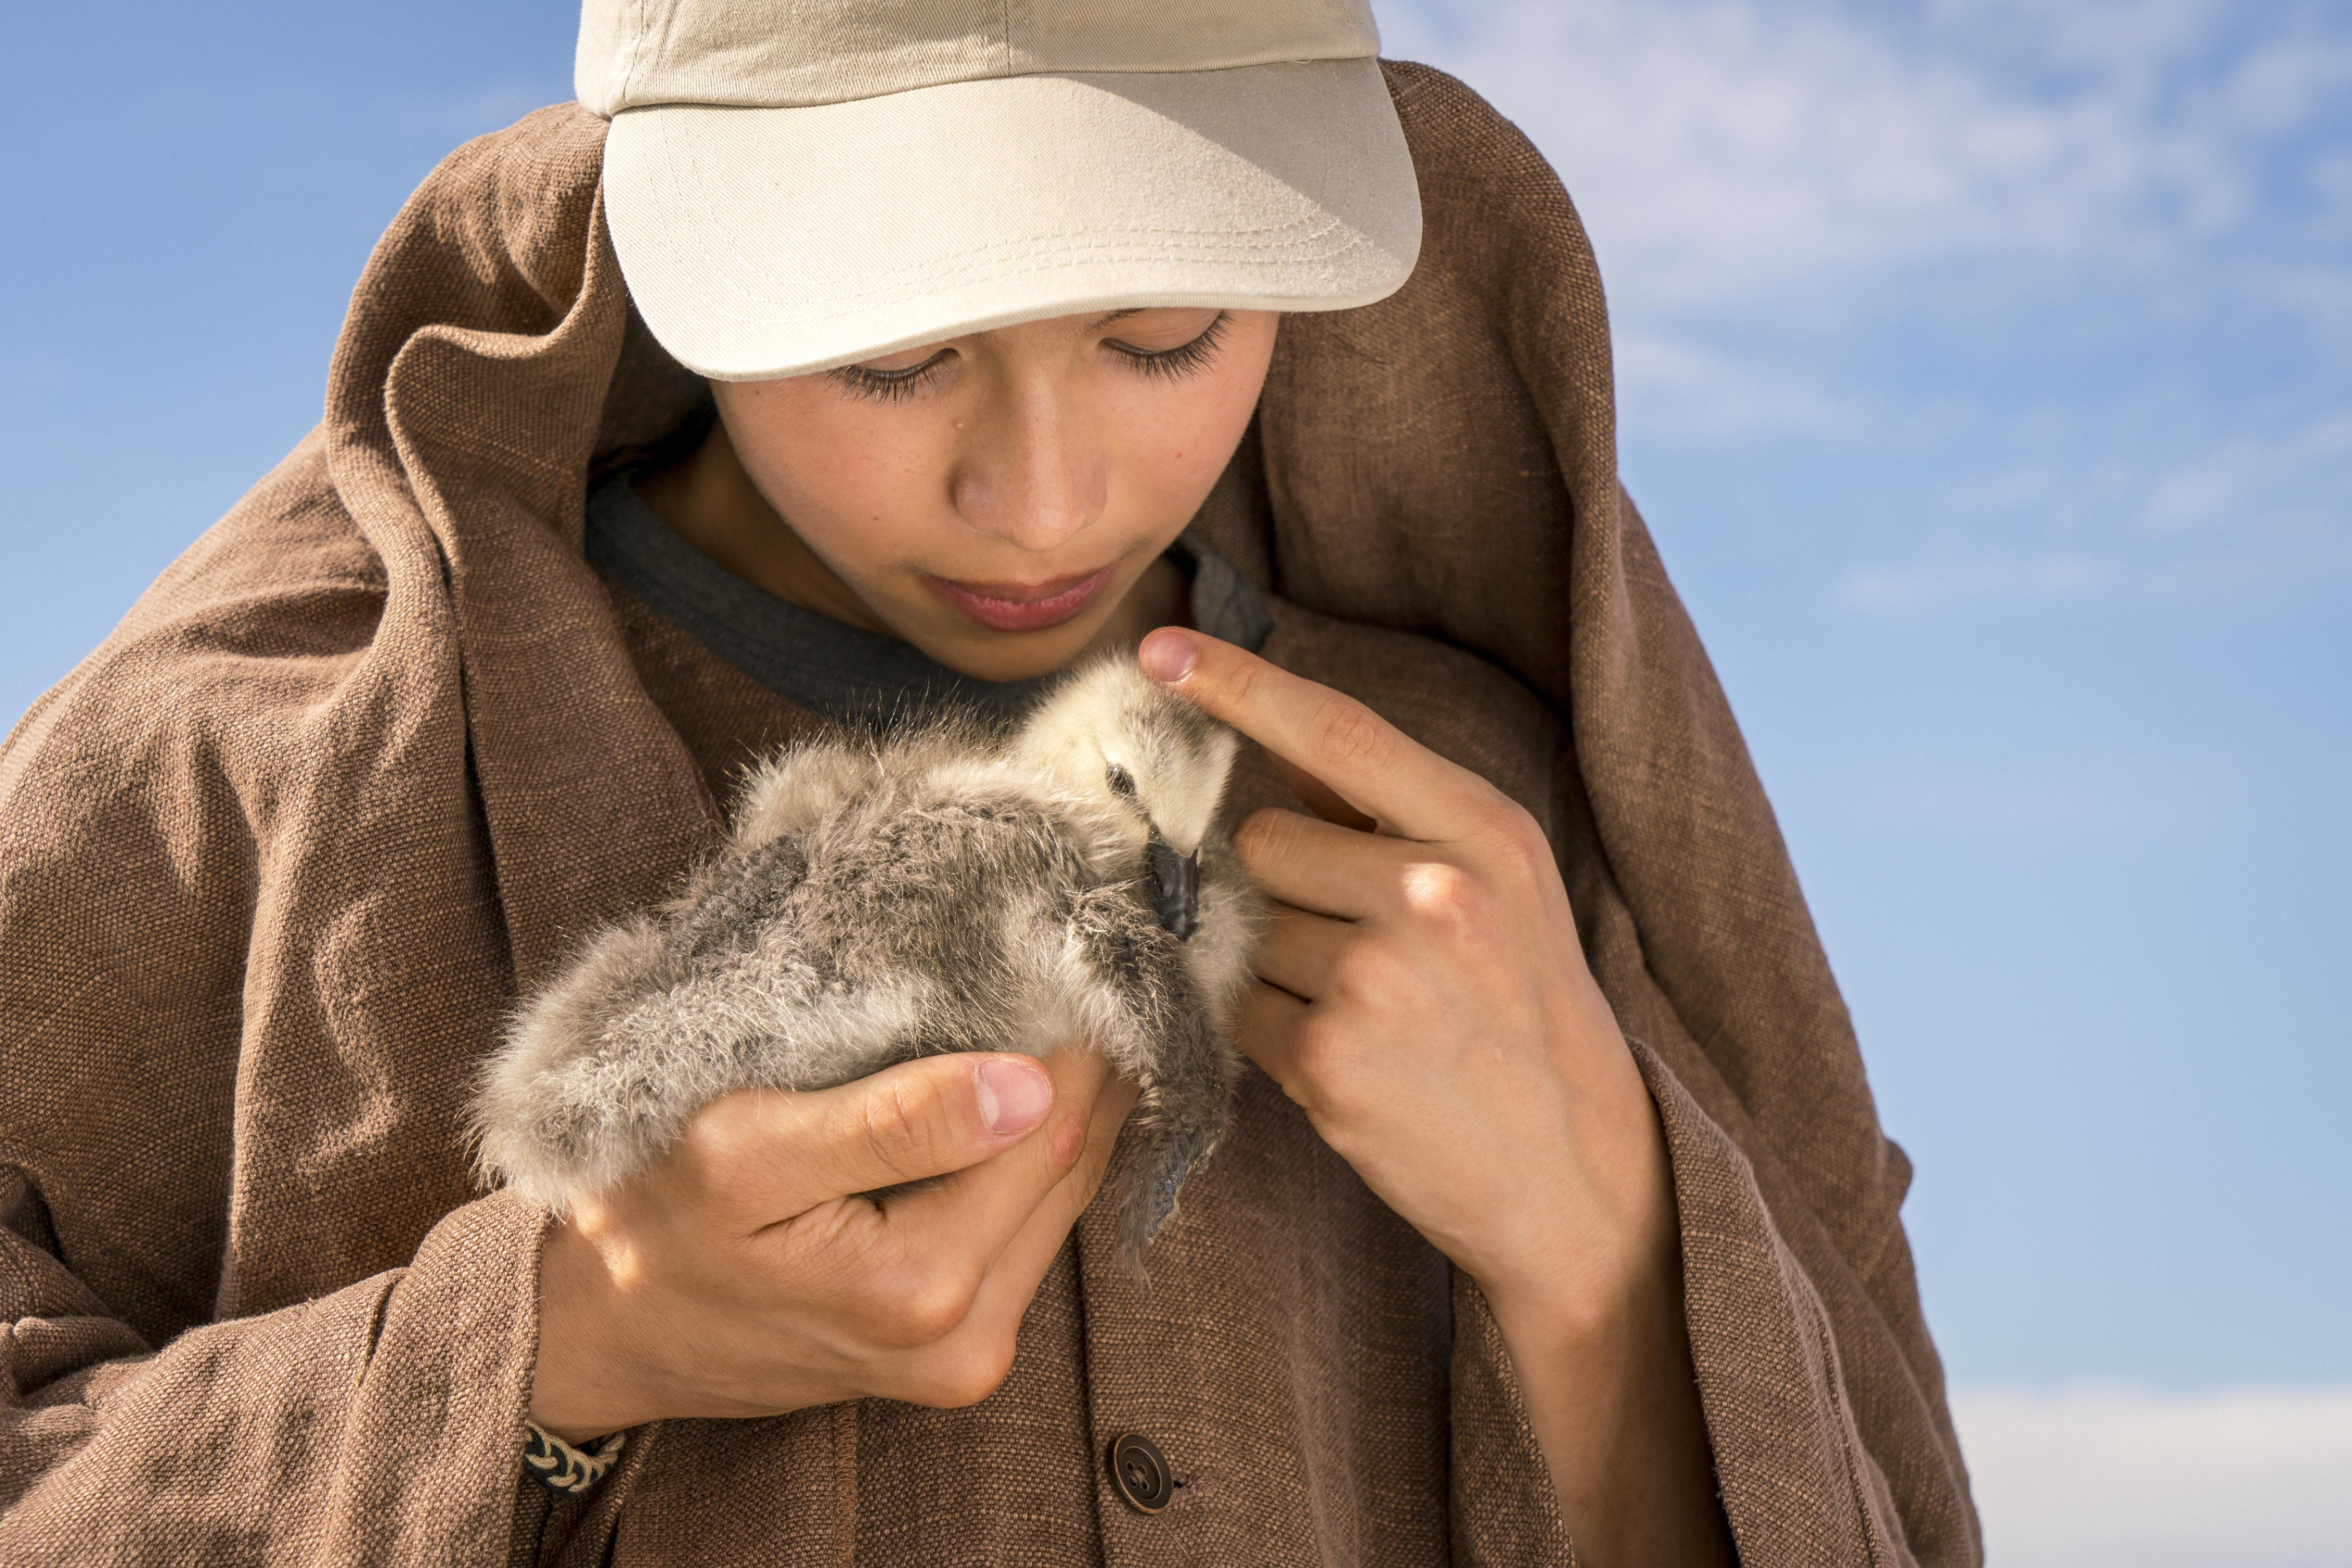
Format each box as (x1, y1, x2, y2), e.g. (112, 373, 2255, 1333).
(618, 0, 652, 108)
(687, 226, 1380, 328)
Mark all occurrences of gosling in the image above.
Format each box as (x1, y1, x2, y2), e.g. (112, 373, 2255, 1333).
(472, 657, 1261, 1262)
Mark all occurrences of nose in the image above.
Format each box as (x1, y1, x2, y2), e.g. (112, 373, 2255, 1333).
(949, 371, 1108, 554)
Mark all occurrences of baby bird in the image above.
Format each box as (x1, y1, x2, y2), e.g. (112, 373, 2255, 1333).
(472, 658, 1261, 1261)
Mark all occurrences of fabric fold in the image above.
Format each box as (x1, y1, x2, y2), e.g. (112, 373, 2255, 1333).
(1444, 1272, 1578, 1566)
(1632, 1039, 1910, 1564)
(0, 1193, 548, 1564)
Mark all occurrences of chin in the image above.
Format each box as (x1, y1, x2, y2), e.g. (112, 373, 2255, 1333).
(927, 626, 1100, 684)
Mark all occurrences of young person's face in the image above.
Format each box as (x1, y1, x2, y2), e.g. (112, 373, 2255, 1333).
(712, 307, 1278, 683)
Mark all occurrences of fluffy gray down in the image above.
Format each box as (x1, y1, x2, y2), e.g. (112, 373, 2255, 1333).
(471, 658, 1263, 1263)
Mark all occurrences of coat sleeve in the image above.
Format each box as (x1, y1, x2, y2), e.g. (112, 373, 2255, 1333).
(0, 1182, 556, 1565)
(1626, 1041, 1953, 1565)
(1442, 1039, 1968, 1568)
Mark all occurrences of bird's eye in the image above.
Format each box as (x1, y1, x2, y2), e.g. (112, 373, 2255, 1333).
(1106, 762, 1138, 798)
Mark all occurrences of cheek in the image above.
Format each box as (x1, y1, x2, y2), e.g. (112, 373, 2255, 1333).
(717, 381, 946, 565)
(1116, 335, 1275, 502)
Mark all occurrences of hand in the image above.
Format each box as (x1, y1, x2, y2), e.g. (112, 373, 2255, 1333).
(1140, 628, 1662, 1322)
(1138, 629, 1732, 1568)
(529, 1045, 1137, 1443)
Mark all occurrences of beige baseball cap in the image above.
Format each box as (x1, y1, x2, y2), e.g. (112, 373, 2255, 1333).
(578, 0, 1423, 381)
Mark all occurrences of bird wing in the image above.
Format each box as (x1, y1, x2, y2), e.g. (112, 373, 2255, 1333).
(667, 835, 811, 960)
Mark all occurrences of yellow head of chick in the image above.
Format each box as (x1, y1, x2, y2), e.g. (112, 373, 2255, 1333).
(1015, 658, 1242, 939)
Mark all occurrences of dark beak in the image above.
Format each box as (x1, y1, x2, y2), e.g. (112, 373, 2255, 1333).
(1146, 834, 1201, 941)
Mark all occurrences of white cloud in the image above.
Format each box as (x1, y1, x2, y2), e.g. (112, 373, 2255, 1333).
(1373, 0, 2352, 606)
(1371, 0, 2267, 323)
(1811, 751, 2241, 844)
(1954, 1384, 2352, 1568)
(1837, 553, 2115, 611)
(2140, 410, 2352, 540)
(1837, 407, 2352, 609)
(1611, 329, 1854, 441)
(1838, 537, 2352, 610)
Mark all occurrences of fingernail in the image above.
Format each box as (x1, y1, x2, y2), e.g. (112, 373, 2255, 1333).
(975, 1059, 1052, 1136)
(1139, 629, 1197, 684)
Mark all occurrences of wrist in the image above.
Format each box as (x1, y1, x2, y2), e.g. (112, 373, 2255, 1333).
(1478, 1211, 1677, 1366)
(1471, 1111, 1679, 1355)
(530, 1214, 660, 1444)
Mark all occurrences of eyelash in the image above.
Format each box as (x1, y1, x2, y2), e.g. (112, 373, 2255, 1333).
(828, 351, 952, 404)
(826, 312, 1233, 404)
(1107, 312, 1231, 380)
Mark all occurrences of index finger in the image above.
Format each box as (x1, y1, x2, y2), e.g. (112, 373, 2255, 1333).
(1138, 627, 1499, 843)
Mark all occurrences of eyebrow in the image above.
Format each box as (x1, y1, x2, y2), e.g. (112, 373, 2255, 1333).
(1090, 307, 1146, 329)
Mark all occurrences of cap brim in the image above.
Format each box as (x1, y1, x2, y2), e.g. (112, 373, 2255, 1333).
(601, 56, 1421, 381)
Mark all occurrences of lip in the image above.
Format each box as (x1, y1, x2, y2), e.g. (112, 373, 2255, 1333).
(924, 566, 1117, 633)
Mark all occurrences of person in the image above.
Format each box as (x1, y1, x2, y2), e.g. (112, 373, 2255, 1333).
(0, 1, 1979, 1563)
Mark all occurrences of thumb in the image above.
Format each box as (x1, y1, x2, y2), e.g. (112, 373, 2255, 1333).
(781, 1053, 1056, 1204)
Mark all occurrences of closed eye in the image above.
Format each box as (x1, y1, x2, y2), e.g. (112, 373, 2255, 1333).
(1105, 312, 1230, 381)
(828, 348, 955, 403)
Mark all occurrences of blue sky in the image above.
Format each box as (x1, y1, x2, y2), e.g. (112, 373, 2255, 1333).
(5, 3, 2347, 1555)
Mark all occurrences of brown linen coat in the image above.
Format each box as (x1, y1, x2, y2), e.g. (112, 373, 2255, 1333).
(0, 62, 1978, 1567)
